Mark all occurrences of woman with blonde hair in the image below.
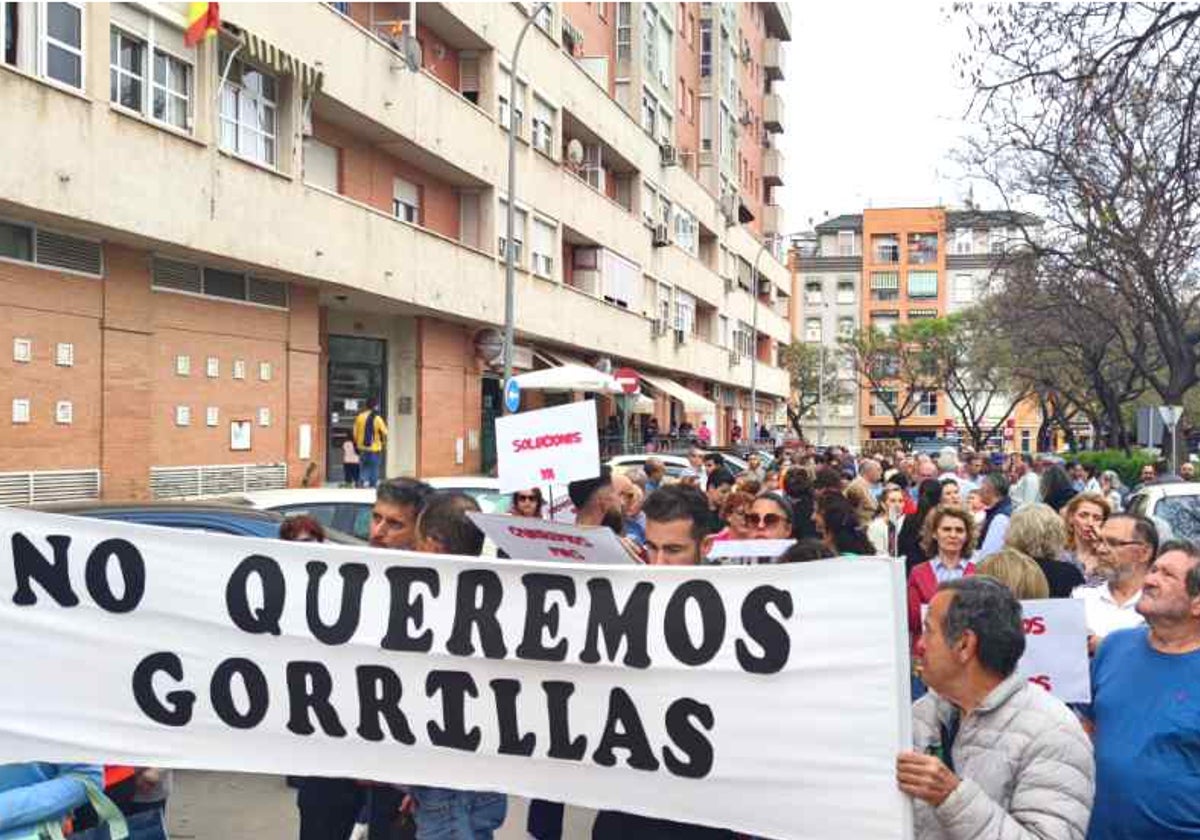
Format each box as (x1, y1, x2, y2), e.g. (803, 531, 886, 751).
(1061, 491, 1111, 584)
(978, 548, 1051, 600)
(1004, 502, 1086, 598)
(844, 479, 878, 528)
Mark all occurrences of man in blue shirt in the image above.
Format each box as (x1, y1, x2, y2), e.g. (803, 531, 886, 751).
(1086, 539, 1200, 839)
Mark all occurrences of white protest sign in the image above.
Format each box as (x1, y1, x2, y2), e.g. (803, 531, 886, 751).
(468, 513, 636, 564)
(0, 510, 913, 840)
(706, 539, 795, 564)
(1017, 598, 1090, 703)
(496, 400, 599, 492)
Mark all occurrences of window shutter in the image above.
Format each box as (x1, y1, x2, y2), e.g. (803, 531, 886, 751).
(152, 258, 202, 293)
(35, 230, 102, 275)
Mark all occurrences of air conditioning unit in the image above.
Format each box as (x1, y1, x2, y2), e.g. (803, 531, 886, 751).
(724, 276, 734, 293)
(651, 317, 667, 337)
(659, 143, 678, 167)
(757, 278, 772, 295)
(728, 349, 741, 367)
(652, 224, 671, 247)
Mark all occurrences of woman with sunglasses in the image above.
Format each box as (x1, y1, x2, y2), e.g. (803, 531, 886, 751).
(510, 488, 545, 519)
(746, 492, 794, 540)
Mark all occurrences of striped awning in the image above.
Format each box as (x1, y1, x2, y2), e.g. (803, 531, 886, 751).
(870, 271, 899, 290)
(227, 25, 324, 94)
(908, 308, 939, 318)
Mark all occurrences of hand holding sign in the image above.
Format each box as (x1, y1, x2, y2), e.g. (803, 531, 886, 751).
(495, 401, 600, 492)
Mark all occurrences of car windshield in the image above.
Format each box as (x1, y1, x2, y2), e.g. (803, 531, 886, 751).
(1153, 495, 1200, 541)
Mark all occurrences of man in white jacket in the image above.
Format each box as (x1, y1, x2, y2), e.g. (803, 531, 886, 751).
(896, 577, 1095, 839)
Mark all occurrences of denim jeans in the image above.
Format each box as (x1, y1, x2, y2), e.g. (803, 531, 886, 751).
(409, 787, 506, 840)
(359, 451, 381, 487)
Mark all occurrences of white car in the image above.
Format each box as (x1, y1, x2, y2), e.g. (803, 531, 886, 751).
(1125, 482, 1200, 542)
(606, 452, 748, 478)
(231, 477, 573, 542)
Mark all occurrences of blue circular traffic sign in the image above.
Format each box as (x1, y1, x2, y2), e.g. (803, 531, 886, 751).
(503, 378, 521, 413)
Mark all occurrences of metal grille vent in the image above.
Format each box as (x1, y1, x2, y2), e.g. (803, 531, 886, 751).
(0, 469, 101, 505)
(150, 463, 287, 499)
(152, 258, 203, 293)
(36, 230, 103, 275)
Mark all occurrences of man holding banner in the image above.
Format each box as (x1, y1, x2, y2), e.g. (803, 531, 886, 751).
(898, 577, 1094, 840)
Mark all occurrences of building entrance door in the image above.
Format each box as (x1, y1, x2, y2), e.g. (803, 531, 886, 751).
(480, 376, 501, 475)
(327, 336, 387, 484)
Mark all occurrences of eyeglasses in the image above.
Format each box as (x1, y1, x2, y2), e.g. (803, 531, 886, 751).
(1100, 537, 1147, 550)
(515, 494, 539, 502)
(745, 512, 787, 529)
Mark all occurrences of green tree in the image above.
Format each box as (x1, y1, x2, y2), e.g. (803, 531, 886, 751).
(779, 341, 842, 440)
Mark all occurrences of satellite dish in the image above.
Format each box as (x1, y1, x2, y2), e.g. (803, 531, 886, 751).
(566, 138, 585, 166)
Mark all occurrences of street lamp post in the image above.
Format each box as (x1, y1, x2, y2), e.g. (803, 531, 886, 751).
(501, 2, 551, 413)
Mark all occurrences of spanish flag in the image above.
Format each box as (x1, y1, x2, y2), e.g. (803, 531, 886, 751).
(184, 2, 220, 47)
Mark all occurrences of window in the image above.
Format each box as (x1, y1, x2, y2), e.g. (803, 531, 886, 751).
(952, 228, 972, 255)
(1021, 429, 1032, 453)
(600, 249, 641, 308)
(872, 234, 899, 264)
(674, 289, 696, 340)
(641, 87, 659, 137)
(497, 66, 526, 135)
(175, 405, 191, 427)
(110, 28, 145, 111)
(641, 182, 657, 227)
(871, 389, 897, 417)
(497, 199, 527, 266)
(46, 2, 83, 88)
(641, 5, 656, 76)
(908, 232, 938, 265)
(459, 53, 480, 104)
(804, 318, 822, 342)
(259, 362, 273, 381)
(658, 104, 672, 145)
(989, 229, 1008, 253)
(534, 3, 553, 33)
(616, 3, 632, 62)
(805, 280, 822, 304)
(699, 19, 712, 76)
(718, 314, 730, 348)
(219, 53, 277, 166)
(918, 391, 938, 417)
(152, 48, 191, 130)
(393, 177, 420, 223)
(303, 138, 339, 192)
(953, 273, 974, 303)
(55, 400, 72, 425)
(871, 313, 899, 335)
(836, 279, 855, 304)
(870, 271, 899, 302)
(11, 398, 31, 424)
(233, 360, 246, 380)
(581, 143, 605, 192)
(206, 406, 220, 427)
(531, 216, 556, 278)
(837, 230, 856, 256)
(12, 338, 31, 363)
(700, 97, 713, 151)
(532, 96, 554, 156)
(673, 208, 698, 256)
(0, 220, 102, 275)
(258, 407, 272, 427)
(837, 316, 855, 337)
(152, 257, 289, 309)
(658, 283, 672, 329)
(907, 270, 938, 299)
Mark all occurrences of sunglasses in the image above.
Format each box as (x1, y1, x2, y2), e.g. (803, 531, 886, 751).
(515, 494, 539, 502)
(745, 512, 787, 529)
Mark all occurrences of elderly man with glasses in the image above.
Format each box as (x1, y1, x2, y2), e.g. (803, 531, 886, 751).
(1072, 513, 1158, 654)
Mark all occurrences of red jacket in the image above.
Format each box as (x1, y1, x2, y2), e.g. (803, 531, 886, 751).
(907, 559, 977, 646)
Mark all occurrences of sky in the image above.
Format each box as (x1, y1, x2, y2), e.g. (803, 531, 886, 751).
(780, 2, 977, 231)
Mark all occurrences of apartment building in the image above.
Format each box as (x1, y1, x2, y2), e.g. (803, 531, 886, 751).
(0, 1, 792, 501)
(794, 207, 1042, 452)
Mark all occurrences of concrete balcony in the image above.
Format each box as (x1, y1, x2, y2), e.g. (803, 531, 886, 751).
(763, 38, 784, 82)
(763, 93, 785, 133)
(763, 148, 784, 186)
(762, 204, 783, 238)
(764, 2, 793, 41)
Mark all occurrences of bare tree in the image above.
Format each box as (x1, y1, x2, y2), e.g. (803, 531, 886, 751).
(960, 4, 1200, 416)
(839, 326, 941, 438)
(779, 341, 842, 440)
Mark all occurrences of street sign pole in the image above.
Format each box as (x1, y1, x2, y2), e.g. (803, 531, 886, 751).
(614, 367, 640, 456)
(1158, 405, 1185, 474)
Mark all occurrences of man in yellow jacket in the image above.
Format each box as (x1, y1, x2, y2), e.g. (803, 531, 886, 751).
(352, 398, 388, 487)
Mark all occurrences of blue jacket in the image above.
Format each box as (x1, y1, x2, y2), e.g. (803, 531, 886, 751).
(0, 763, 102, 839)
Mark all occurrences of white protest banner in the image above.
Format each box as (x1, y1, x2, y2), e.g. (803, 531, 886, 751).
(1016, 598, 1090, 703)
(706, 539, 795, 564)
(496, 400, 599, 492)
(0, 510, 913, 840)
(468, 513, 636, 564)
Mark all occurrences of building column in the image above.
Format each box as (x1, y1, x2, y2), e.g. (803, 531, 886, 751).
(286, 286, 322, 487)
(416, 317, 483, 477)
(100, 245, 154, 500)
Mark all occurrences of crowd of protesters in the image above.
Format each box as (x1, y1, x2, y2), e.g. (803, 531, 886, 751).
(2, 439, 1197, 840)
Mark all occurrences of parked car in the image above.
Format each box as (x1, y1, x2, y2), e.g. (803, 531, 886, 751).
(231, 478, 573, 542)
(29, 501, 364, 543)
(1125, 482, 1200, 541)
(607, 452, 747, 478)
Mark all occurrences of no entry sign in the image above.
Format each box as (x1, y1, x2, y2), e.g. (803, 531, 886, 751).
(614, 367, 640, 395)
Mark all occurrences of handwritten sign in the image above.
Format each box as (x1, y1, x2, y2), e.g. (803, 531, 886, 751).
(1016, 598, 1090, 703)
(468, 513, 637, 564)
(495, 400, 599, 492)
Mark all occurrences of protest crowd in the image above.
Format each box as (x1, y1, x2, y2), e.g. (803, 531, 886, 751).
(2, 442, 1198, 840)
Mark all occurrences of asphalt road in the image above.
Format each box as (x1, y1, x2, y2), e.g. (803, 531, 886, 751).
(168, 771, 596, 840)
